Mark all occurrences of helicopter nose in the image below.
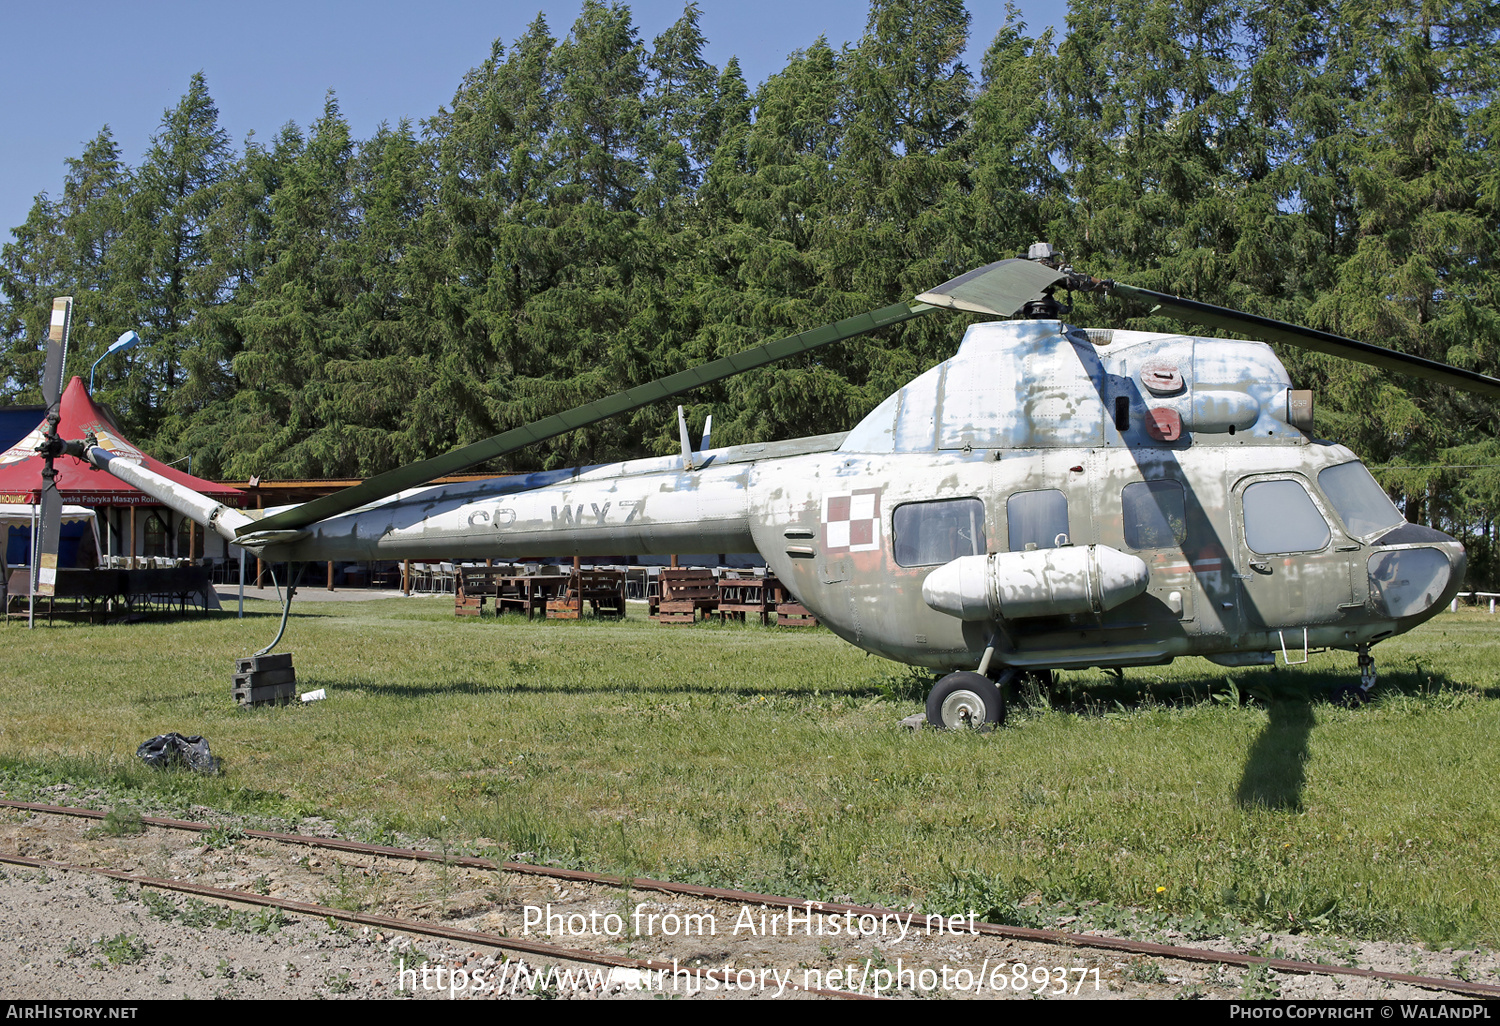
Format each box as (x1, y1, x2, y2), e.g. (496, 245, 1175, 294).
(1365, 524, 1467, 620)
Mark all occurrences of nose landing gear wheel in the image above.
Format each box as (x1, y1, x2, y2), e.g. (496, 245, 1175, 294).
(926, 671, 1004, 730)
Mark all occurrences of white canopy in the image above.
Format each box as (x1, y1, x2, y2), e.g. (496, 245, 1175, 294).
(0, 503, 101, 570)
(0, 503, 97, 528)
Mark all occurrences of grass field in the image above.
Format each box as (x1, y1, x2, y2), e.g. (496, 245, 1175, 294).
(3, 597, 1499, 948)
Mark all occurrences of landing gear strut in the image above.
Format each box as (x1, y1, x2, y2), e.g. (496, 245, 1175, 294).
(1332, 645, 1376, 707)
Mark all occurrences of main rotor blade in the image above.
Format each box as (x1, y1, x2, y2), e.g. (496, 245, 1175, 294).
(42, 297, 73, 410)
(248, 299, 934, 534)
(1112, 282, 1500, 399)
(915, 259, 1067, 316)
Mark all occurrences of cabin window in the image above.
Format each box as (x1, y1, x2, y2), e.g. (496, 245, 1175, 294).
(1007, 489, 1069, 551)
(1318, 461, 1403, 540)
(1242, 480, 1330, 554)
(893, 498, 986, 567)
(1122, 481, 1187, 549)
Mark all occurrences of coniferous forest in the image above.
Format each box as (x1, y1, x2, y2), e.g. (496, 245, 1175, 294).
(1, 1, 1497, 575)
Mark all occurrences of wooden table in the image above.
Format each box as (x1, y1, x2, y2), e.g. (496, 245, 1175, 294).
(456, 566, 625, 620)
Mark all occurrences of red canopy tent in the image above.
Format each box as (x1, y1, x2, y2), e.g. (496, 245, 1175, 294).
(0, 377, 243, 507)
(0, 377, 243, 565)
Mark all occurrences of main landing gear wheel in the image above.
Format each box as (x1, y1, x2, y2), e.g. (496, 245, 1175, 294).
(926, 671, 1004, 730)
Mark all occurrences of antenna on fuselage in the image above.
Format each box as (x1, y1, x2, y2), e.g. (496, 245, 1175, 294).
(677, 405, 695, 471)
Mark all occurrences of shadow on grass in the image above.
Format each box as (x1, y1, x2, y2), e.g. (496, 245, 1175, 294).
(1033, 666, 1484, 717)
(308, 677, 872, 699)
(1235, 699, 1314, 811)
(324, 663, 1492, 706)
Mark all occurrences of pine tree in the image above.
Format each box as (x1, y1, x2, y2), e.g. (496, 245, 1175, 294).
(118, 73, 236, 443)
(965, 8, 1061, 263)
(228, 95, 357, 478)
(1305, 0, 1500, 535)
(549, 0, 646, 211)
(0, 195, 65, 402)
(640, 2, 717, 210)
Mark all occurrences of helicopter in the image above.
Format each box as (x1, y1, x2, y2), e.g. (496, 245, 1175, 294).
(33, 248, 1490, 727)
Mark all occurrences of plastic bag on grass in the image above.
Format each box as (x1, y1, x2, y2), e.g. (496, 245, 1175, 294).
(137, 733, 219, 773)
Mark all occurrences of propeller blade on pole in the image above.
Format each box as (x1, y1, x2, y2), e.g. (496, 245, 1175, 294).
(33, 297, 73, 604)
(247, 299, 935, 534)
(42, 298, 73, 410)
(34, 467, 63, 599)
(1110, 282, 1500, 400)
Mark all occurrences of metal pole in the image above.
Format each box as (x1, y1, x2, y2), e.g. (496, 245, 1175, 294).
(238, 546, 245, 619)
(27, 502, 36, 629)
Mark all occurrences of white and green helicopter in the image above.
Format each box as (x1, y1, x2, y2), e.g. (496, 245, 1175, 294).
(38, 250, 1483, 726)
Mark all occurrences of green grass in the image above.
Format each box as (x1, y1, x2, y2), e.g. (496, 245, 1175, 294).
(3, 599, 1500, 947)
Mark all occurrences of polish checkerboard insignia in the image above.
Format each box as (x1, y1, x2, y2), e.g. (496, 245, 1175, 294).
(823, 488, 881, 553)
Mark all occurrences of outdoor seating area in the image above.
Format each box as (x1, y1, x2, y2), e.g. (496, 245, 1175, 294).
(453, 564, 626, 620)
(439, 563, 819, 627)
(5, 564, 217, 623)
(404, 561, 459, 593)
(648, 569, 818, 627)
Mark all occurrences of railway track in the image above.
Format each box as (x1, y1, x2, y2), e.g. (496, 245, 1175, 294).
(1, 798, 1494, 1000)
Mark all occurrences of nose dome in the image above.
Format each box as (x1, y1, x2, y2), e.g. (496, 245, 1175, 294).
(1367, 524, 1466, 621)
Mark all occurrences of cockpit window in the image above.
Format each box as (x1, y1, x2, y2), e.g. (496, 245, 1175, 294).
(1122, 481, 1187, 549)
(1007, 489, 1069, 551)
(893, 498, 986, 567)
(1242, 479, 1330, 554)
(1318, 462, 1404, 540)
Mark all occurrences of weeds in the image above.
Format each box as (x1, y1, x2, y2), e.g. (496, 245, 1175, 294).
(1126, 958, 1167, 984)
(203, 824, 245, 849)
(1240, 962, 1281, 1000)
(317, 865, 388, 912)
(94, 933, 149, 964)
(100, 807, 144, 836)
(142, 891, 285, 934)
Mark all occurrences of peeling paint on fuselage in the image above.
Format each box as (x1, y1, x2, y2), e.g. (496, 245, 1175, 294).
(261, 321, 1463, 674)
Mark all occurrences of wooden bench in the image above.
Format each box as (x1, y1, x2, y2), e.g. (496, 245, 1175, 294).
(715, 575, 774, 625)
(653, 568, 718, 623)
(456, 564, 515, 616)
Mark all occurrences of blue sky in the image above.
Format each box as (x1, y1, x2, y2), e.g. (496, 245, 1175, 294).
(1, 1, 1069, 240)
